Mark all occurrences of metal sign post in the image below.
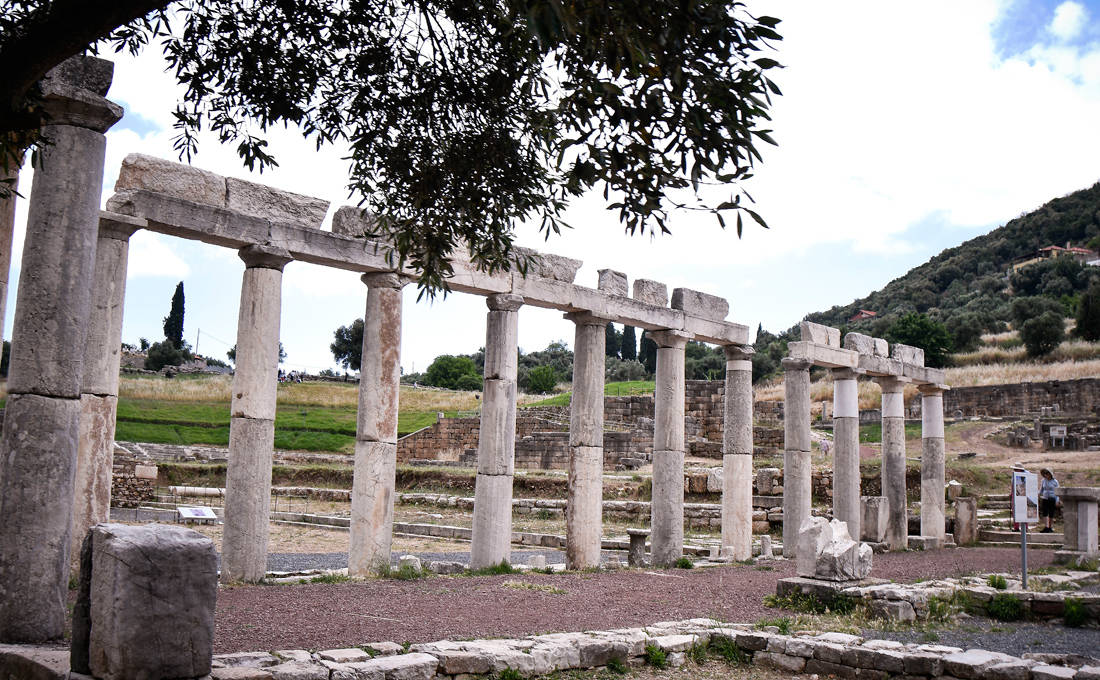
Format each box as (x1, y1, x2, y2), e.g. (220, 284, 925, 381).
(1020, 522, 1028, 589)
(1011, 467, 1039, 589)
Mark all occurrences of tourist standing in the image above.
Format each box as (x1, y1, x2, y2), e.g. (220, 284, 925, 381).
(1038, 468, 1060, 533)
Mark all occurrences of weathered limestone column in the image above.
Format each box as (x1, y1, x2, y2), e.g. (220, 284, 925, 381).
(71, 217, 142, 565)
(565, 312, 607, 569)
(649, 329, 690, 567)
(877, 376, 909, 551)
(919, 385, 946, 546)
(470, 293, 523, 569)
(0, 56, 122, 643)
(349, 272, 407, 575)
(0, 164, 18, 349)
(721, 345, 754, 560)
(832, 368, 862, 539)
(782, 358, 813, 555)
(220, 244, 292, 583)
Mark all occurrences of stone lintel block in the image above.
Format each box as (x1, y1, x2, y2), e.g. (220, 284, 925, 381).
(446, 256, 513, 296)
(843, 332, 888, 357)
(891, 343, 924, 366)
(633, 278, 668, 306)
(114, 154, 226, 207)
(856, 354, 903, 378)
(85, 523, 217, 680)
(800, 321, 841, 348)
(787, 341, 858, 369)
(515, 247, 582, 283)
(330, 206, 378, 237)
(597, 269, 628, 296)
(682, 316, 750, 346)
(671, 288, 728, 321)
(901, 363, 945, 385)
(226, 177, 329, 230)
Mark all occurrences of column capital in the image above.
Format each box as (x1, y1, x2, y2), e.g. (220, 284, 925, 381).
(361, 271, 410, 289)
(648, 329, 691, 349)
(486, 293, 524, 312)
(723, 344, 755, 361)
(98, 219, 141, 242)
(39, 56, 123, 133)
(833, 367, 863, 381)
(781, 357, 813, 372)
(239, 244, 292, 271)
(563, 311, 610, 326)
(917, 383, 949, 395)
(874, 375, 909, 392)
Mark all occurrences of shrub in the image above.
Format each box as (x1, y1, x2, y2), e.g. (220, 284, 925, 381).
(144, 340, 191, 371)
(986, 593, 1024, 621)
(525, 365, 558, 393)
(987, 574, 1008, 590)
(643, 644, 667, 668)
(465, 560, 518, 576)
(687, 640, 708, 664)
(1020, 311, 1065, 357)
(755, 617, 791, 634)
(606, 657, 627, 675)
(674, 556, 694, 569)
(497, 668, 522, 680)
(709, 636, 749, 665)
(453, 373, 483, 391)
(1063, 597, 1087, 627)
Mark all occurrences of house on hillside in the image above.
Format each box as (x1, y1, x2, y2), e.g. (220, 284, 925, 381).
(850, 309, 877, 322)
(1011, 243, 1098, 273)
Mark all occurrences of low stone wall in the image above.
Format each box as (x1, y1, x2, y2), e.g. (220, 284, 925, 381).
(110, 463, 155, 507)
(931, 377, 1100, 417)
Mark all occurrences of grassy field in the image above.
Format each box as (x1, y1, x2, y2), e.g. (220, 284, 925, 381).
(531, 380, 655, 407)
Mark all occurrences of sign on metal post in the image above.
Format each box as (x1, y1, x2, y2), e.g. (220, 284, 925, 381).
(1011, 468, 1039, 588)
(177, 506, 218, 524)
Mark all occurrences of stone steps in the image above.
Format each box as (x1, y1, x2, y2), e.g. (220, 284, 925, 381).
(979, 529, 1064, 544)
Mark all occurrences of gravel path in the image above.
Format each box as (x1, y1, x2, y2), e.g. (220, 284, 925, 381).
(214, 547, 1055, 654)
(864, 621, 1100, 660)
(266, 549, 572, 572)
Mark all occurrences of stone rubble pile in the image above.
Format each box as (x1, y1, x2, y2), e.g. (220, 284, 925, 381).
(796, 516, 873, 582)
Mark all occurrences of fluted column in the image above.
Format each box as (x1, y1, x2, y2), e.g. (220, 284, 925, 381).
(782, 358, 813, 555)
(0, 56, 122, 643)
(877, 376, 908, 550)
(919, 385, 946, 546)
(832, 368, 861, 539)
(350, 273, 408, 575)
(721, 345, 754, 560)
(470, 293, 523, 569)
(565, 313, 607, 569)
(221, 244, 292, 583)
(71, 217, 141, 566)
(649, 329, 690, 567)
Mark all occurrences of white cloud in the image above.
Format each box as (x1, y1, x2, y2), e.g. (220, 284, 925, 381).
(1050, 1, 1088, 41)
(126, 232, 191, 279)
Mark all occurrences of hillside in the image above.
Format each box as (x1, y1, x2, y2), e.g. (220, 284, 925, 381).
(804, 182, 1100, 335)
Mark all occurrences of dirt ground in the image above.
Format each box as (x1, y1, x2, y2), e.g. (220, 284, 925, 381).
(951, 421, 1100, 486)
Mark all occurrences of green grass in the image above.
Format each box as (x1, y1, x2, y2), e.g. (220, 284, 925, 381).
(528, 380, 656, 407)
(859, 423, 923, 443)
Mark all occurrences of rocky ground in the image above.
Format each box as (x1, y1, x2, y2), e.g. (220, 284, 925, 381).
(212, 548, 1055, 654)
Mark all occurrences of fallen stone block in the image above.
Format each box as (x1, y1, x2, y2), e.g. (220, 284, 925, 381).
(345, 652, 438, 680)
(364, 642, 404, 657)
(861, 496, 889, 543)
(1031, 666, 1078, 680)
(274, 651, 315, 663)
(427, 560, 466, 575)
(213, 652, 282, 669)
(942, 649, 1017, 679)
(214, 667, 275, 680)
(797, 516, 872, 581)
(319, 649, 373, 664)
(398, 555, 422, 572)
(983, 661, 1033, 680)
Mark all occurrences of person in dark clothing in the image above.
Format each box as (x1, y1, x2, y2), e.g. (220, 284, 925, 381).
(1038, 468, 1060, 533)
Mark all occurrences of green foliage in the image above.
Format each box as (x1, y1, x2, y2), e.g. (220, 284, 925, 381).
(454, 373, 484, 391)
(424, 355, 480, 389)
(687, 640, 708, 664)
(605, 323, 622, 359)
(330, 318, 364, 371)
(204, 356, 229, 368)
(621, 326, 637, 361)
(1063, 597, 1087, 627)
(605, 357, 648, 382)
(606, 657, 627, 675)
(1020, 311, 1065, 357)
(306, 573, 352, 584)
(986, 593, 1024, 621)
(465, 560, 518, 577)
(755, 617, 792, 635)
(643, 644, 667, 669)
(946, 313, 985, 353)
(673, 556, 694, 569)
(926, 595, 956, 622)
(639, 331, 657, 374)
(685, 341, 725, 380)
(708, 636, 749, 665)
(227, 342, 286, 364)
(144, 340, 192, 371)
(1076, 280, 1100, 341)
(496, 668, 522, 680)
(763, 591, 855, 615)
(163, 281, 186, 350)
(517, 341, 573, 390)
(1011, 296, 1063, 326)
(886, 313, 953, 368)
(987, 574, 1007, 590)
(526, 365, 558, 393)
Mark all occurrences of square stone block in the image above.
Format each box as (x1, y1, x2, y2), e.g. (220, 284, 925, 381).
(672, 288, 728, 321)
(800, 321, 840, 348)
(80, 523, 217, 680)
(891, 343, 925, 366)
(632, 279, 668, 306)
(861, 496, 889, 543)
(597, 269, 628, 296)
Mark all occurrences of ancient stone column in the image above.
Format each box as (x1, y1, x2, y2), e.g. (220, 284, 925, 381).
(470, 293, 523, 569)
(649, 329, 690, 567)
(565, 312, 607, 569)
(919, 385, 946, 546)
(349, 272, 407, 576)
(0, 56, 122, 643)
(876, 376, 908, 551)
(0, 164, 18, 350)
(220, 244, 292, 584)
(722, 345, 754, 560)
(781, 358, 813, 555)
(71, 217, 141, 566)
(832, 368, 862, 539)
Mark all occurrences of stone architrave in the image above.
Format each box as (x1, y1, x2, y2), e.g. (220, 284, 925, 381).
(649, 329, 690, 566)
(71, 217, 141, 568)
(919, 385, 947, 546)
(470, 294, 523, 569)
(876, 376, 908, 551)
(781, 358, 813, 555)
(349, 273, 408, 576)
(565, 312, 607, 569)
(721, 345, 754, 560)
(0, 56, 123, 643)
(221, 244, 292, 583)
(832, 368, 861, 539)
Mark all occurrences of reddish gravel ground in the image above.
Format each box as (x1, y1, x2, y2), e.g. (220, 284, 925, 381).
(214, 548, 1051, 653)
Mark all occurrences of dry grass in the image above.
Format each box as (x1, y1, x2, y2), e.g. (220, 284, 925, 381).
(954, 339, 1100, 366)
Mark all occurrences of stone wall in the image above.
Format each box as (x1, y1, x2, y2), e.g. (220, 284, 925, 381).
(928, 378, 1100, 417)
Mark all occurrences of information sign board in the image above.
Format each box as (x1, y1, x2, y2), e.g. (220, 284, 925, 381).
(1012, 470, 1039, 524)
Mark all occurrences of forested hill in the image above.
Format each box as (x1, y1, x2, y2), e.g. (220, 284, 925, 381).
(803, 181, 1100, 336)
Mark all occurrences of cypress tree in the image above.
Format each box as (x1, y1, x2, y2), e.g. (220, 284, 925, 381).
(639, 330, 658, 374)
(621, 325, 637, 361)
(1077, 279, 1100, 342)
(605, 322, 621, 359)
(163, 281, 185, 349)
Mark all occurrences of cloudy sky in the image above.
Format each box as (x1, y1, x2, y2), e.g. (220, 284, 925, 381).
(7, 0, 1100, 376)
